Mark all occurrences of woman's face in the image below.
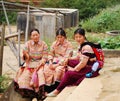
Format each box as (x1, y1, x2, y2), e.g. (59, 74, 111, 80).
(56, 34, 65, 44)
(31, 31, 40, 43)
(74, 33, 85, 45)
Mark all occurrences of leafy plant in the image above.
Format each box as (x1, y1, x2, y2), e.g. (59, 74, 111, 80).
(82, 5, 120, 33)
(99, 36, 120, 49)
(0, 11, 17, 24)
(0, 75, 11, 93)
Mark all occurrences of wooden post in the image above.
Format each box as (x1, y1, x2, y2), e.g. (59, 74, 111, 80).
(0, 24, 5, 76)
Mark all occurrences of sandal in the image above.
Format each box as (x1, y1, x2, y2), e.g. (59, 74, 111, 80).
(46, 92, 58, 97)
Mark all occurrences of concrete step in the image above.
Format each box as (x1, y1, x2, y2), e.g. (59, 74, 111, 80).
(44, 86, 76, 101)
(0, 81, 31, 101)
(44, 76, 102, 101)
(65, 77, 102, 101)
(53, 86, 76, 101)
(44, 97, 55, 101)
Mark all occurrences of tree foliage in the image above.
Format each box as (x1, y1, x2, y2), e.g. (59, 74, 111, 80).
(82, 5, 120, 32)
(41, 0, 120, 20)
(1, 0, 120, 24)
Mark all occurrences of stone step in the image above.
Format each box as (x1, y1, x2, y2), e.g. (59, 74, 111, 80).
(44, 76, 102, 101)
(44, 97, 55, 101)
(53, 86, 76, 101)
(65, 77, 102, 101)
(44, 86, 76, 101)
(0, 81, 31, 101)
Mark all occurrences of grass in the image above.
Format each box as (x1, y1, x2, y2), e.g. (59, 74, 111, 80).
(0, 75, 11, 93)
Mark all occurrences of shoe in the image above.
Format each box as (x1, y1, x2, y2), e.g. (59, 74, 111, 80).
(46, 92, 57, 97)
(32, 98, 37, 101)
(86, 72, 93, 78)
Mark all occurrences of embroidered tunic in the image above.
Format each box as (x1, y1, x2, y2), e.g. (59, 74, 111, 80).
(23, 40, 48, 68)
(43, 39, 73, 85)
(14, 40, 48, 98)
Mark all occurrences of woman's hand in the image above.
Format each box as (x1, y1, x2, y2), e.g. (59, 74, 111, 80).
(63, 58, 69, 66)
(40, 59, 46, 66)
(48, 55, 53, 61)
(67, 66, 75, 71)
(58, 58, 69, 66)
(36, 59, 46, 71)
(49, 64, 57, 70)
(22, 51, 29, 61)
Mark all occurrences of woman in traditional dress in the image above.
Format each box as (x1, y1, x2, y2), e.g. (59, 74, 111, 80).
(14, 29, 48, 101)
(47, 28, 97, 97)
(43, 28, 73, 93)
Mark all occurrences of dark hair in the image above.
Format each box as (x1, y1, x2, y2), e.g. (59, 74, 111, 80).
(30, 29, 40, 35)
(56, 28, 66, 38)
(74, 28, 88, 41)
(74, 28, 85, 36)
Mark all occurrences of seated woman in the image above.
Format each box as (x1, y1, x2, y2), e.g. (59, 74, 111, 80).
(14, 29, 48, 101)
(47, 28, 97, 97)
(43, 28, 73, 93)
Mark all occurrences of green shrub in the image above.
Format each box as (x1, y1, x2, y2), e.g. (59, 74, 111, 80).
(82, 5, 120, 33)
(99, 36, 120, 49)
(0, 11, 17, 24)
(0, 75, 11, 93)
(42, 0, 120, 20)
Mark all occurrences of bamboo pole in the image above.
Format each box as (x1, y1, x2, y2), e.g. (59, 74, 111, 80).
(2, 1, 19, 60)
(6, 39, 18, 59)
(25, 5, 30, 43)
(2, 0, 18, 57)
(0, 31, 23, 40)
(0, 23, 5, 76)
(18, 30, 21, 67)
(1, 1, 12, 34)
(6, 62, 16, 72)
